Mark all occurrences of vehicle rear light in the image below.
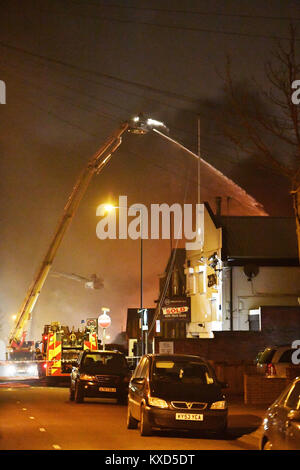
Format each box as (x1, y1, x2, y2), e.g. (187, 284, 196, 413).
(266, 363, 276, 376)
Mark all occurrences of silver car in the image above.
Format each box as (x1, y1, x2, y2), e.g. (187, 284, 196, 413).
(256, 346, 297, 378)
(260, 377, 300, 450)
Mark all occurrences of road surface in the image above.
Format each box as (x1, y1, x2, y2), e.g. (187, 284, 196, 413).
(0, 382, 264, 450)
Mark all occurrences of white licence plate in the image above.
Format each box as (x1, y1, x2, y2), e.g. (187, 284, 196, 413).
(175, 413, 203, 421)
(99, 387, 116, 392)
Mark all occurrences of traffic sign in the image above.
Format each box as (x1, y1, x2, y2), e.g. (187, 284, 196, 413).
(98, 311, 111, 329)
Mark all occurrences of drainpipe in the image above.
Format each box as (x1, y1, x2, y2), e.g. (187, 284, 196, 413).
(216, 197, 222, 217)
(230, 267, 233, 331)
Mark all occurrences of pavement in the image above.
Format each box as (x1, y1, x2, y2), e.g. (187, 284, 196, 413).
(227, 395, 267, 450)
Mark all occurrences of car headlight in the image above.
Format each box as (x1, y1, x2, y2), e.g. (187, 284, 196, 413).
(6, 365, 16, 376)
(80, 374, 96, 381)
(27, 365, 37, 375)
(148, 396, 168, 409)
(210, 401, 227, 410)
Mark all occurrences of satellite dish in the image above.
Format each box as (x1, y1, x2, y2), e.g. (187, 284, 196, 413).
(243, 264, 259, 281)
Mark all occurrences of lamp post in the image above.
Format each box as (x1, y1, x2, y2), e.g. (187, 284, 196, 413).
(103, 203, 146, 355)
(137, 208, 146, 355)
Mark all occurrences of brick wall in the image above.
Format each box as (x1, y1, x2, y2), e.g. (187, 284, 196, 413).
(244, 375, 289, 405)
(155, 333, 266, 362)
(155, 306, 300, 362)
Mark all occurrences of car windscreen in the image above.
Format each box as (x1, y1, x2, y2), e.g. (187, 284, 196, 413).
(152, 360, 215, 385)
(278, 349, 294, 363)
(10, 351, 34, 361)
(256, 348, 275, 364)
(62, 350, 81, 361)
(82, 353, 128, 374)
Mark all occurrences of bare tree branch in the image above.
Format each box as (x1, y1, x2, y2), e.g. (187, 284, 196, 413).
(220, 25, 300, 260)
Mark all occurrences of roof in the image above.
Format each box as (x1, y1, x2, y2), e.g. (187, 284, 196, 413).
(221, 216, 298, 263)
(163, 248, 186, 274)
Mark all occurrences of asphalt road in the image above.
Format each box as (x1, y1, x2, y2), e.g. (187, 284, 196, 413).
(0, 382, 264, 451)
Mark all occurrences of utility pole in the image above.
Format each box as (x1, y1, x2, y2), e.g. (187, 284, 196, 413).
(197, 116, 201, 207)
(140, 213, 144, 355)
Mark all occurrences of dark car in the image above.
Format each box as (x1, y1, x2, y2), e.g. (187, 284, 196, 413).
(70, 350, 131, 404)
(127, 354, 228, 436)
(260, 377, 300, 450)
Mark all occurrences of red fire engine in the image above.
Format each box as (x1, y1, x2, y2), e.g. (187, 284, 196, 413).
(41, 321, 98, 384)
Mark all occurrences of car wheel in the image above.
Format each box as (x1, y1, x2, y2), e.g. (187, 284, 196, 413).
(118, 395, 128, 405)
(216, 421, 228, 439)
(75, 382, 84, 403)
(69, 385, 75, 401)
(45, 376, 55, 387)
(262, 439, 273, 450)
(140, 404, 152, 436)
(127, 405, 138, 429)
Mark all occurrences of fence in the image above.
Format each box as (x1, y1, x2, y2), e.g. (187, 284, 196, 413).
(210, 361, 257, 396)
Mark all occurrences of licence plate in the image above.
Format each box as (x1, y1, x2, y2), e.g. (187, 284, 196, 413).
(175, 413, 203, 421)
(99, 387, 116, 392)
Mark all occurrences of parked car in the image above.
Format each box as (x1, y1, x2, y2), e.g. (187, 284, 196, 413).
(70, 350, 131, 404)
(256, 345, 297, 378)
(127, 354, 228, 436)
(260, 377, 300, 450)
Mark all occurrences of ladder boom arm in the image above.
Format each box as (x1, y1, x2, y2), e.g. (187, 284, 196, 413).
(9, 122, 129, 346)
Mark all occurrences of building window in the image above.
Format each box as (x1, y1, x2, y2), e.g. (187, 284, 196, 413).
(186, 273, 196, 295)
(161, 322, 186, 339)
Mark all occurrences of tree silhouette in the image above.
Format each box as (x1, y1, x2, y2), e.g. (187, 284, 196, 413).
(220, 25, 300, 260)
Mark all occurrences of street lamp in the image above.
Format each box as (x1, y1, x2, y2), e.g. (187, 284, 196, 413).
(103, 203, 115, 213)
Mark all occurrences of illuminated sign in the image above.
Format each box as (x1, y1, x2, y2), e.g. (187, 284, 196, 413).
(163, 306, 189, 315)
(160, 298, 191, 322)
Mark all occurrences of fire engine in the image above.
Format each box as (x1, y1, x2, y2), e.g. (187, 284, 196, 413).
(41, 321, 98, 384)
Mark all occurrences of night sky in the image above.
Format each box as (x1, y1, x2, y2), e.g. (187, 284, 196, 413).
(0, 0, 299, 342)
